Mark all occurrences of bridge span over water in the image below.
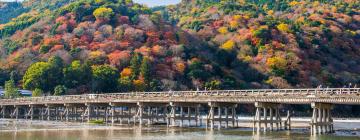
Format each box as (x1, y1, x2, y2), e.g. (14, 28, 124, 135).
(1, 88, 360, 134)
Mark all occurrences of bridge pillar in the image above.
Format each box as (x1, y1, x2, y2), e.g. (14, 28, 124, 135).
(253, 102, 282, 132)
(206, 102, 238, 129)
(11, 106, 20, 119)
(168, 102, 202, 127)
(64, 106, 69, 121)
(27, 105, 34, 120)
(39, 107, 44, 120)
(1, 106, 5, 118)
(135, 102, 168, 126)
(284, 110, 292, 130)
(84, 104, 93, 123)
(310, 103, 334, 134)
(109, 102, 139, 125)
(74, 107, 78, 121)
(46, 106, 51, 120)
(64, 103, 85, 122)
(135, 102, 144, 125)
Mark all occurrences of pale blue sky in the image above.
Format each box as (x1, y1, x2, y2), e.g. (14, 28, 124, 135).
(1, 0, 181, 7)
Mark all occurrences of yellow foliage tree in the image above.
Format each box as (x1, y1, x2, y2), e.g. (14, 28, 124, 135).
(175, 62, 186, 74)
(218, 27, 228, 34)
(229, 20, 239, 29)
(221, 40, 235, 51)
(266, 56, 287, 69)
(233, 15, 242, 20)
(89, 51, 105, 59)
(277, 23, 290, 32)
(133, 79, 145, 91)
(93, 7, 114, 20)
(289, 1, 299, 6)
(121, 68, 132, 78)
(331, 6, 337, 13)
(267, 10, 274, 16)
(238, 0, 245, 5)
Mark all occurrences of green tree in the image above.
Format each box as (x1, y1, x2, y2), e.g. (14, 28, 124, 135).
(63, 60, 92, 88)
(118, 76, 132, 92)
(0, 69, 9, 87)
(187, 61, 209, 81)
(23, 62, 52, 91)
(221, 77, 237, 90)
(205, 80, 221, 90)
(140, 57, 151, 86)
(32, 88, 43, 97)
(54, 85, 67, 96)
(23, 56, 64, 92)
(4, 79, 20, 98)
(92, 65, 119, 93)
(149, 79, 162, 91)
(130, 53, 142, 80)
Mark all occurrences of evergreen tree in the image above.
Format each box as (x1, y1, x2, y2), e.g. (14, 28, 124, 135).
(54, 85, 67, 96)
(23, 56, 64, 92)
(4, 79, 20, 99)
(91, 65, 119, 93)
(32, 88, 43, 97)
(63, 60, 92, 88)
(140, 57, 151, 85)
(0, 69, 9, 87)
(130, 53, 142, 80)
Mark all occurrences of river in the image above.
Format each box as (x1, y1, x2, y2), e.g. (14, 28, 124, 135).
(0, 118, 360, 140)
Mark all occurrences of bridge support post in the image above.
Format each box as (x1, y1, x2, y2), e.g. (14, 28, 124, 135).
(64, 106, 69, 121)
(169, 105, 176, 127)
(40, 108, 44, 120)
(180, 107, 183, 127)
(253, 102, 282, 132)
(310, 103, 334, 134)
(74, 107, 78, 121)
(135, 102, 168, 126)
(109, 103, 139, 125)
(46, 106, 50, 121)
(206, 102, 238, 129)
(119, 107, 123, 124)
(284, 110, 292, 130)
(11, 106, 19, 119)
(104, 107, 109, 123)
(1, 106, 5, 118)
(135, 102, 144, 125)
(85, 104, 92, 123)
(168, 102, 201, 127)
(111, 106, 115, 124)
(128, 107, 132, 124)
(29, 105, 34, 120)
(55, 107, 59, 121)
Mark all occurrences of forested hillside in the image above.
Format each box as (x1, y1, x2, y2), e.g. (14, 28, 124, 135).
(167, 0, 360, 88)
(0, 0, 359, 96)
(0, 0, 238, 96)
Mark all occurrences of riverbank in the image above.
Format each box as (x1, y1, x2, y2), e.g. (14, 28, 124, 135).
(1, 118, 360, 140)
(1, 117, 360, 131)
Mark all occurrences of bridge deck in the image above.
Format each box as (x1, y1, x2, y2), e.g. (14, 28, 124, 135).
(1, 88, 360, 106)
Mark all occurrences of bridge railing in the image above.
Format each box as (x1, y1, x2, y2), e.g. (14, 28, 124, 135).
(0, 88, 360, 105)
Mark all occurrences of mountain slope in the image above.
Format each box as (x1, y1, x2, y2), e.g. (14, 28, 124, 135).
(0, 0, 237, 93)
(0, 0, 359, 94)
(166, 0, 360, 88)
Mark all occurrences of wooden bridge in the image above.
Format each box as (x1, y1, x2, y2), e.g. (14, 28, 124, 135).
(1, 88, 360, 134)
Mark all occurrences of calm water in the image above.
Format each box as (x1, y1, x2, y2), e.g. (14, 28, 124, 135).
(0, 119, 360, 140)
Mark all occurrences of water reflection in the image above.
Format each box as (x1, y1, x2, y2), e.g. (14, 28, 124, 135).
(0, 128, 360, 140)
(0, 120, 360, 140)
